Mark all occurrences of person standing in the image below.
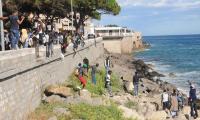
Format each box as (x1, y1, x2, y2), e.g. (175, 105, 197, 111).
(161, 89, 169, 110)
(0, 10, 25, 50)
(189, 84, 198, 119)
(170, 89, 178, 118)
(133, 71, 140, 96)
(91, 63, 99, 84)
(105, 70, 113, 97)
(161, 89, 171, 118)
(77, 63, 87, 89)
(104, 56, 111, 75)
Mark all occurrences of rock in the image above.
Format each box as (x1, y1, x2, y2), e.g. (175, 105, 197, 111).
(45, 86, 73, 98)
(169, 72, 176, 77)
(53, 107, 70, 116)
(79, 89, 91, 98)
(127, 82, 134, 93)
(146, 111, 167, 120)
(138, 102, 157, 116)
(48, 116, 57, 120)
(45, 95, 65, 103)
(92, 97, 105, 106)
(118, 105, 145, 120)
(182, 106, 190, 115)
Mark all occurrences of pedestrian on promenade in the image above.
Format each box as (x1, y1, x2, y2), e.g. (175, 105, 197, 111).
(170, 89, 178, 118)
(133, 71, 140, 96)
(0, 10, 25, 50)
(105, 70, 113, 97)
(189, 84, 198, 119)
(91, 63, 99, 84)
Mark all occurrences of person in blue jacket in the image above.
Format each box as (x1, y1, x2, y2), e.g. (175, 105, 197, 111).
(189, 84, 198, 119)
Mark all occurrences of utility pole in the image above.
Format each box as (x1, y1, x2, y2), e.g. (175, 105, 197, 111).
(0, 0, 5, 51)
(71, 0, 73, 34)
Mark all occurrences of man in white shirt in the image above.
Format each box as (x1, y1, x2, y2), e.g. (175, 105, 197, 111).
(161, 89, 169, 110)
(105, 70, 113, 97)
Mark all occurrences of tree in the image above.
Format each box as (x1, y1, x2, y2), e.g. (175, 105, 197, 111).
(67, 0, 121, 31)
(2, 0, 121, 31)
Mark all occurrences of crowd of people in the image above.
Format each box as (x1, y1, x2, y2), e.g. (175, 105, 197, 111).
(0, 10, 85, 56)
(74, 56, 113, 97)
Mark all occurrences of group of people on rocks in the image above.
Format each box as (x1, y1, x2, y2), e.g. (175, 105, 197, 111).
(132, 69, 199, 119)
(74, 56, 113, 97)
(161, 89, 184, 118)
(160, 84, 198, 119)
(0, 10, 85, 55)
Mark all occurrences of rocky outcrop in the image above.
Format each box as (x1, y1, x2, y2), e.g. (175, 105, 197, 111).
(132, 60, 165, 80)
(44, 85, 73, 98)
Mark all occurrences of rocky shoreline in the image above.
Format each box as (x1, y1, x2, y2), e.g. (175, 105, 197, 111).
(28, 50, 200, 120)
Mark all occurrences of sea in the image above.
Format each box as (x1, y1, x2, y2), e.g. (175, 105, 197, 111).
(135, 34, 200, 96)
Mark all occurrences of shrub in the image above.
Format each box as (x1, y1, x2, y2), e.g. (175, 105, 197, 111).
(124, 100, 138, 110)
(69, 103, 123, 120)
(68, 68, 122, 95)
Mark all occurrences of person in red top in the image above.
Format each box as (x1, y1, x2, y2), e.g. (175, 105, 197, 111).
(77, 63, 87, 89)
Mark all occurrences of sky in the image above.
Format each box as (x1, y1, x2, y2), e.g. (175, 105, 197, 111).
(94, 0, 200, 36)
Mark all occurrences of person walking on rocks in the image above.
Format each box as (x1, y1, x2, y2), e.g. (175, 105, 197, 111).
(77, 63, 87, 89)
(133, 71, 140, 96)
(91, 63, 99, 84)
(170, 89, 178, 118)
(105, 70, 113, 97)
(161, 89, 169, 111)
(189, 84, 198, 119)
(161, 89, 171, 118)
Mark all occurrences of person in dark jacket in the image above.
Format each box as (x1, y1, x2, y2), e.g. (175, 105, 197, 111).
(189, 84, 198, 119)
(133, 71, 140, 96)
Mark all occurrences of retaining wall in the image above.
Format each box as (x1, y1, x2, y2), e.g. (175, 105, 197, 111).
(0, 38, 104, 120)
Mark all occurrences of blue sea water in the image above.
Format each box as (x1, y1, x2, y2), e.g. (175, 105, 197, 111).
(135, 34, 200, 95)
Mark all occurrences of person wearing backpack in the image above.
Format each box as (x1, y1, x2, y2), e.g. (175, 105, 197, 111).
(133, 71, 140, 96)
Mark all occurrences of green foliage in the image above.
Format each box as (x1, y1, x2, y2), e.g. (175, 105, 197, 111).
(124, 100, 138, 110)
(69, 103, 123, 120)
(29, 102, 135, 120)
(28, 102, 70, 120)
(68, 68, 122, 95)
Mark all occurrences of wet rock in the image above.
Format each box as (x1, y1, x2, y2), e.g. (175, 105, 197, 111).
(169, 72, 176, 77)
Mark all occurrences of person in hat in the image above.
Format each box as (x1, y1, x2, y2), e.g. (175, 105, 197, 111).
(189, 84, 198, 119)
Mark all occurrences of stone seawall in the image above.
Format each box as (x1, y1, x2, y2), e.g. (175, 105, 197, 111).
(102, 32, 144, 54)
(0, 38, 104, 120)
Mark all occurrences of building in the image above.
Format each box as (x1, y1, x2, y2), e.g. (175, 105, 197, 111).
(94, 26, 144, 54)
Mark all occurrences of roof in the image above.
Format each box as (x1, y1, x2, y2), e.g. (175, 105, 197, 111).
(95, 27, 123, 31)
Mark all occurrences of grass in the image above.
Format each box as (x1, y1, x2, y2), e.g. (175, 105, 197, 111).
(28, 102, 135, 120)
(124, 100, 138, 110)
(28, 102, 70, 120)
(69, 103, 124, 120)
(68, 68, 122, 95)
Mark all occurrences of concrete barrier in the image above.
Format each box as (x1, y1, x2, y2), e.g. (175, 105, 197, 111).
(0, 37, 104, 120)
